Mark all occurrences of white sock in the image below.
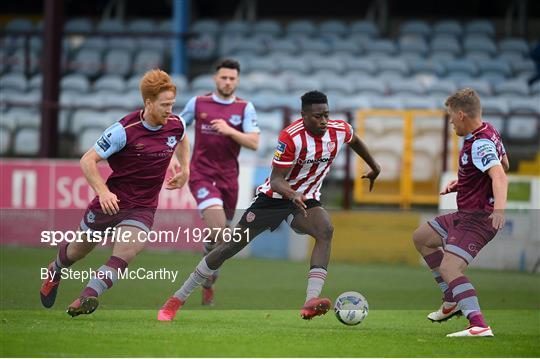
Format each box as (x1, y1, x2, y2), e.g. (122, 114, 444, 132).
(306, 268, 327, 302)
(174, 258, 215, 302)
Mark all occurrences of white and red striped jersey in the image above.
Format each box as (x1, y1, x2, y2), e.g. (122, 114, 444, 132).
(257, 118, 353, 201)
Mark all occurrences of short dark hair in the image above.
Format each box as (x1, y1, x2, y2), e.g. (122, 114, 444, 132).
(301, 90, 328, 111)
(216, 58, 241, 74)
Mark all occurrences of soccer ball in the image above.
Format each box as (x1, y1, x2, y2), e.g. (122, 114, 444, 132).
(334, 291, 369, 326)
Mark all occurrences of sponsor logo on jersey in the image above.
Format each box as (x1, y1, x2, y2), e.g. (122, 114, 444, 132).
(297, 157, 334, 165)
(166, 136, 177, 148)
(197, 187, 210, 199)
(96, 136, 111, 152)
(86, 211, 95, 223)
(274, 141, 287, 161)
(468, 243, 478, 254)
(229, 115, 242, 126)
(461, 153, 468, 165)
(481, 153, 497, 166)
(327, 141, 336, 152)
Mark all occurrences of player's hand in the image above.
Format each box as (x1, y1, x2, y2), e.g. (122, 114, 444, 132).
(98, 190, 120, 215)
(440, 179, 458, 195)
(168, 155, 181, 175)
(489, 209, 505, 230)
(165, 166, 189, 190)
(291, 192, 308, 217)
(211, 119, 234, 136)
(361, 165, 380, 192)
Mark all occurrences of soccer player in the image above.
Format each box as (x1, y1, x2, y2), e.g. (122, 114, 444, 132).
(39, 69, 190, 317)
(175, 58, 259, 305)
(412, 88, 509, 337)
(157, 90, 381, 321)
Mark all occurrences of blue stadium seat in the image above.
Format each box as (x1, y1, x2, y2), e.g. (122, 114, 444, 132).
(13, 127, 39, 155)
(445, 58, 478, 77)
(252, 20, 281, 36)
(482, 114, 505, 134)
(430, 35, 461, 57)
(96, 19, 125, 33)
(331, 38, 362, 54)
(8, 49, 40, 74)
(398, 36, 429, 56)
(71, 49, 102, 77)
(64, 18, 94, 33)
(349, 21, 379, 38)
(510, 58, 535, 76)
(71, 109, 111, 133)
(320, 74, 355, 95)
(1, 108, 39, 130)
(411, 59, 446, 77)
(352, 78, 387, 96)
(319, 20, 348, 37)
(247, 57, 278, 73)
(61, 74, 90, 93)
(311, 56, 345, 74)
(191, 19, 221, 34)
(432, 20, 463, 37)
(275, 56, 308, 74)
(133, 50, 163, 75)
(344, 57, 377, 75)
(399, 20, 431, 37)
(498, 38, 530, 56)
(376, 57, 410, 77)
(299, 38, 331, 53)
(531, 81, 540, 96)
(107, 37, 137, 52)
(506, 116, 539, 143)
(77, 127, 104, 156)
(388, 79, 424, 96)
(127, 19, 157, 33)
(364, 39, 397, 56)
(367, 96, 404, 109)
(477, 58, 512, 79)
(481, 97, 509, 115)
(269, 38, 298, 55)
(0, 72, 27, 92)
(508, 98, 540, 115)
(93, 75, 125, 92)
(223, 20, 251, 36)
(5, 18, 35, 31)
(463, 35, 497, 56)
(287, 77, 321, 94)
(426, 80, 457, 97)
(28, 74, 41, 91)
(458, 79, 492, 97)
(494, 80, 529, 97)
(79, 37, 108, 52)
(335, 95, 370, 112)
(465, 20, 496, 37)
(286, 20, 316, 37)
(233, 38, 267, 55)
(191, 74, 214, 92)
(401, 96, 437, 109)
(104, 49, 131, 76)
(158, 20, 172, 32)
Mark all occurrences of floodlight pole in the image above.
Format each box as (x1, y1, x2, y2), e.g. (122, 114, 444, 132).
(172, 0, 190, 76)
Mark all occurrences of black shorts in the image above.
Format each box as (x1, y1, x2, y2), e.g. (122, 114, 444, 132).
(238, 193, 321, 232)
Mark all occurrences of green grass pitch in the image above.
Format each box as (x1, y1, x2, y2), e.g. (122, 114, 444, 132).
(1, 246, 539, 357)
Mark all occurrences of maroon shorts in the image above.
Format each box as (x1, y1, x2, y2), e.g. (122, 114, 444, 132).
(80, 198, 155, 233)
(189, 178, 238, 221)
(428, 211, 498, 264)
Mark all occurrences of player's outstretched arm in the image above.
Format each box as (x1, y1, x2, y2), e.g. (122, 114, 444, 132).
(348, 134, 381, 192)
(501, 154, 510, 172)
(80, 148, 119, 215)
(210, 119, 259, 150)
(269, 166, 307, 217)
(487, 164, 508, 229)
(166, 135, 190, 190)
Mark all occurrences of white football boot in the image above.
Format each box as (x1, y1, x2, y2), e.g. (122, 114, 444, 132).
(447, 326, 494, 337)
(427, 301, 462, 322)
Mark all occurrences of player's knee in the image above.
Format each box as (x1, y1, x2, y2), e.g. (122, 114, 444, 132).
(316, 223, 334, 242)
(412, 226, 427, 248)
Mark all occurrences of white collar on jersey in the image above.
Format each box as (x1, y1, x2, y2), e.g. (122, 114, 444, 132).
(212, 93, 236, 104)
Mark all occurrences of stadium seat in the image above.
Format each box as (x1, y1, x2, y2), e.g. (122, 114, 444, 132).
(191, 74, 215, 93)
(367, 96, 403, 109)
(506, 116, 539, 143)
(482, 115, 505, 134)
(104, 49, 131, 76)
(445, 58, 478, 77)
(508, 98, 540, 115)
(246, 57, 278, 73)
(349, 20, 379, 38)
(77, 127, 104, 156)
(252, 20, 281, 37)
(222, 20, 251, 36)
(287, 77, 321, 94)
(72, 92, 103, 109)
(432, 20, 463, 37)
(256, 110, 284, 132)
(127, 19, 157, 33)
(402, 96, 437, 109)
(1, 107, 39, 130)
(465, 20, 496, 37)
(133, 50, 163, 74)
(158, 20, 172, 32)
(5, 18, 35, 31)
(107, 37, 138, 52)
(531, 81, 540, 96)
(13, 126, 39, 155)
(477, 58, 512, 78)
(71, 49, 102, 77)
(0, 126, 11, 155)
(510, 58, 535, 76)
(319, 20, 348, 37)
(320, 74, 355, 95)
(269, 38, 297, 55)
(0, 72, 27, 91)
(425, 80, 457, 97)
(463, 35, 497, 56)
(411, 59, 446, 77)
(64, 18, 94, 33)
(246, 72, 286, 93)
(458, 79, 492, 96)
(276, 56, 310, 74)
(93, 75, 125, 92)
(430, 35, 461, 57)
(286, 20, 316, 37)
(96, 19, 125, 33)
(352, 78, 387, 96)
(344, 57, 377, 75)
(330, 38, 362, 54)
(61, 74, 91, 93)
(399, 20, 431, 37)
(71, 109, 112, 133)
(364, 39, 397, 56)
(233, 38, 267, 56)
(8, 49, 40, 74)
(493, 80, 529, 97)
(498, 38, 530, 56)
(191, 19, 221, 35)
(78, 36, 108, 52)
(334, 95, 371, 112)
(376, 57, 410, 77)
(482, 97, 509, 115)
(398, 36, 429, 56)
(300, 38, 331, 53)
(388, 79, 424, 96)
(311, 56, 345, 74)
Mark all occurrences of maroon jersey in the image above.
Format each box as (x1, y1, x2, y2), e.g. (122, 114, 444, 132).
(181, 93, 259, 182)
(456, 122, 506, 211)
(93, 110, 186, 209)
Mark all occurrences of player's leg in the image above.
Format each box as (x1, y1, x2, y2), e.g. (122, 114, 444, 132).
(67, 225, 146, 317)
(290, 206, 333, 320)
(40, 222, 98, 308)
(413, 215, 460, 322)
(440, 226, 495, 337)
(200, 205, 227, 305)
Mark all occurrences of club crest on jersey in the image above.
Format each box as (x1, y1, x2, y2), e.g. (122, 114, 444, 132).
(166, 136, 177, 148)
(461, 153, 469, 165)
(229, 115, 242, 126)
(246, 211, 256, 223)
(327, 141, 336, 152)
(197, 187, 209, 199)
(86, 211, 95, 223)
